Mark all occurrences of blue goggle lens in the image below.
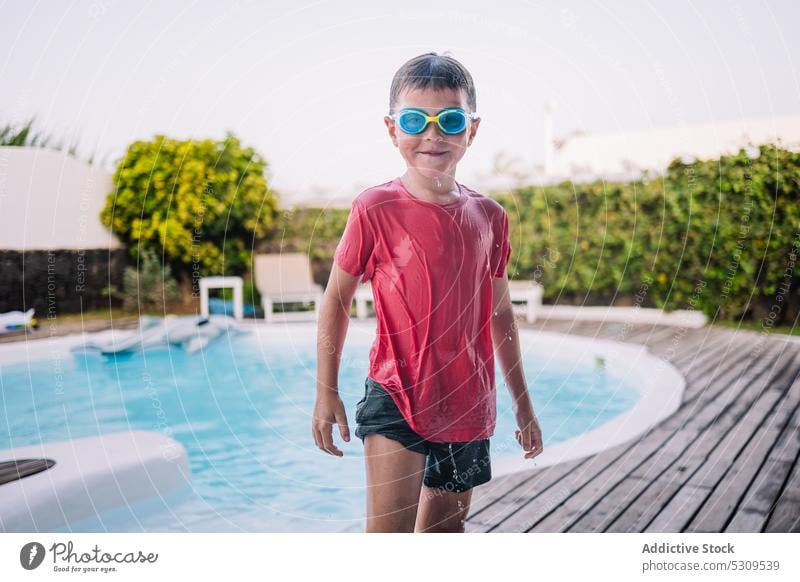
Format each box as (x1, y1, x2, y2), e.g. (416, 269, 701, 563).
(396, 109, 468, 135)
(398, 111, 427, 133)
(438, 110, 467, 133)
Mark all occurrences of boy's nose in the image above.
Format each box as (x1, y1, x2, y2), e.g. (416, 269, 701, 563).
(420, 120, 443, 138)
(422, 124, 444, 140)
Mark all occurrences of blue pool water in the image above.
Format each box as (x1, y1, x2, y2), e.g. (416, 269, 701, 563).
(0, 325, 639, 532)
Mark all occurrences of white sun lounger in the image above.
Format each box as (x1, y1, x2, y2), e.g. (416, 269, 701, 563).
(254, 253, 323, 323)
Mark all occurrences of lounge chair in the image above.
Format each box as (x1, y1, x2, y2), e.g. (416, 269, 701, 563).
(507, 280, 543, 323)
(254, 253, 324, 323)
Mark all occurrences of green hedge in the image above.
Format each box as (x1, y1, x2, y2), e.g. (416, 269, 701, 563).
(293, 144, 798, 324)
(493, 144, 800, 323)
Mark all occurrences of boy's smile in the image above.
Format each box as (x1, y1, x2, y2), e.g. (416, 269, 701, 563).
(384, 86, 480, 186)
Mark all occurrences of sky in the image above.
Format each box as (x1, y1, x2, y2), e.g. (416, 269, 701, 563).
(2, 0, 798, 204)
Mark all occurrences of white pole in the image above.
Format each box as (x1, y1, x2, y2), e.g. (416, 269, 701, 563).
(544, 99, 557, 178)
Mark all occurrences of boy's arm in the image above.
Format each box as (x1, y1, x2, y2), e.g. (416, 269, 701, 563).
(312, 263, 360, 456)
(490, 272, 543, 459)
(317, 262, 359, 396)
(490, 273, 528, 405)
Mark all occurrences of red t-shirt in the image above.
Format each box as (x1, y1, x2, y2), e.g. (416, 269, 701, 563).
(333, 177, 512, 442)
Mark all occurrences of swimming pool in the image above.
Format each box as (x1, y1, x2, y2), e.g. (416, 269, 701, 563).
(0, 321, 677, 532)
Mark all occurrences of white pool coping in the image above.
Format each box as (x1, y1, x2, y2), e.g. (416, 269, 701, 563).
(0, 319, 684, 519)
(0, 430, 190, 532)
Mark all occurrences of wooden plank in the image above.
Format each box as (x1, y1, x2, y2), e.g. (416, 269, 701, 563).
(662, 332, 759, 411)
(468, 324, 716, 520)
(477, 322, 800, 534)
(668, 328, 739, 369)
(763, 470, 800, 531)
(466, 424, 590, 517)
(624, 325, 681, 347)
(486, 447, 643, 532)
(645, 332, 735, 391)
(669, 334, 751, 390)
(493, 339, 781, 533)
(467, 470, 532, 515)
(614, 323, 656, 342)
(648, 328, 740, 382)
(608, 345, 796, 532)
(685, 357, 800, 532)
(465, 457, 585, 531)
(494, 372, 714, 532)
(764, 435, 800, 532)
(469, 323, 712, 514)
(650, 325, 688, 346)
(595, 322, 654, 343)
(643, 350, 800, 532)
(726, 398, 800, 532)
(642, 326, 708, 356)
(676, 333, 767, 403)
(649, 329, 768, 418)
(557, 340, 787, 533)
(601, 322, 640, 340)
(566, 321, 607, 337)
(650, 326, 727, 364)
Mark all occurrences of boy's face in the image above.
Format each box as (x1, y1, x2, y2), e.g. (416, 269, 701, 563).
(384, 86, 480, 181)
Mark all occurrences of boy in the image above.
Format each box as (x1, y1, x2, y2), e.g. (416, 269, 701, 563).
(312, 52, 542, 533)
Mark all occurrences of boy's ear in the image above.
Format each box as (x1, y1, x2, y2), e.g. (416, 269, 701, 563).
(384, 115, 398, 146)
(467, 117, 481, 146)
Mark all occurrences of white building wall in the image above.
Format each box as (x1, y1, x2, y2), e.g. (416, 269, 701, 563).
(550, 115, 800, 182)
(0, 146, 122, 250)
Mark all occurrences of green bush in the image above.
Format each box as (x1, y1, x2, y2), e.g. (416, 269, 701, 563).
(493, 144, 800, 323)
(103, 247, 182, 311)
(101, 132, 280, 297)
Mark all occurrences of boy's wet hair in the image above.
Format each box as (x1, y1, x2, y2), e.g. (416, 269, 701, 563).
(389, 52, 476, 114)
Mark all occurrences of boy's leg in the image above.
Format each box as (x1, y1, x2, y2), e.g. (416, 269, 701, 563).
(414, 439, 491, 532)
(364, 433, 427, 532)
(415, 486, 473, 533)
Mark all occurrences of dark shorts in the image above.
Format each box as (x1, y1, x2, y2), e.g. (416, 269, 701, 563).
(354, 376, 492, 493)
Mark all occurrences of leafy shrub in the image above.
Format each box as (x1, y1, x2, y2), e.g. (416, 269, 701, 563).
(103, 247, 182, 312)
(493, 144, 800, 323)
(101, 132, 279, 297)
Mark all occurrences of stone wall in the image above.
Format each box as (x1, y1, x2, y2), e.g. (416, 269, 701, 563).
(0, 249, 128, 315)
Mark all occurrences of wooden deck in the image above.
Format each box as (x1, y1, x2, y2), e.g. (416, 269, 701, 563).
(468, 320, 800, 533)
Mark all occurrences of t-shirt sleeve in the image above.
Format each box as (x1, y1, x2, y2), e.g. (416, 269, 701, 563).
(333, 199, 376, 283)
(492, 209, 512, 278)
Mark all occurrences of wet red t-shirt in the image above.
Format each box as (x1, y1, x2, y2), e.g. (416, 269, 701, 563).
(333, 177, 512, 442)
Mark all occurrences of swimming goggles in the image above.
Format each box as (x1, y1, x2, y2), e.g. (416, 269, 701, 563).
(389, 107, 478, 135)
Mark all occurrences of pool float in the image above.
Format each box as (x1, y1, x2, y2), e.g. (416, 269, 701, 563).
(72, 314, 249, 355)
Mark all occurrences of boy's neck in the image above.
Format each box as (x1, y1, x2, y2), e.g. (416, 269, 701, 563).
(400, 170, 460, 203)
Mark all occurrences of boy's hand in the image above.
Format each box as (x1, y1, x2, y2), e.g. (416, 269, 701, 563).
(514, 405, 543, 460)
(312, 391, 351, 457)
